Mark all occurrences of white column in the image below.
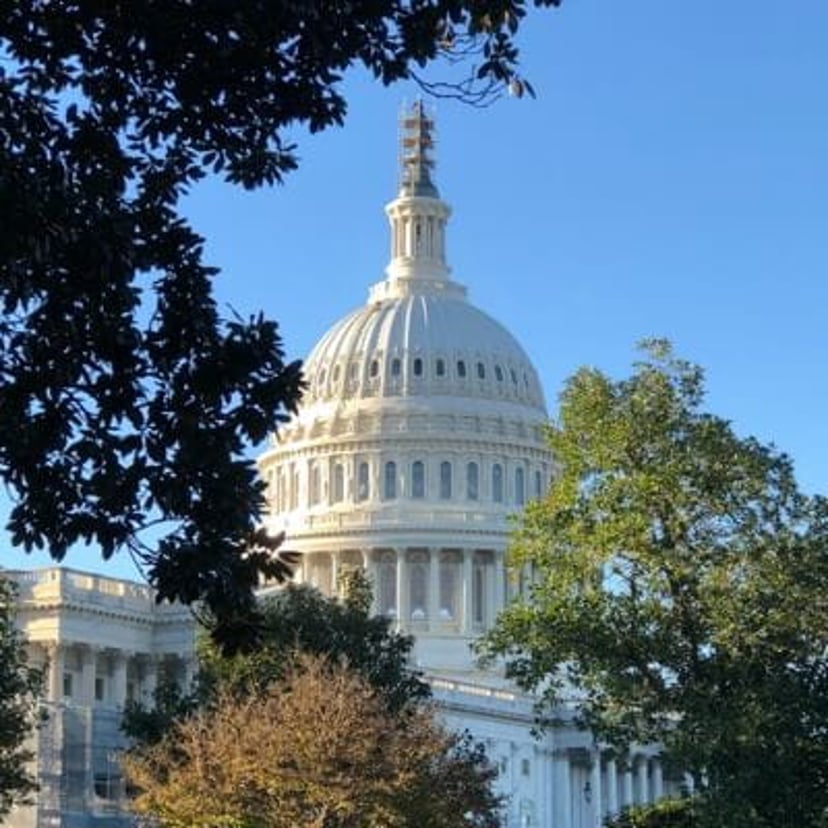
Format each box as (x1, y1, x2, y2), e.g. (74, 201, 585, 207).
(652, 759, 664, 801)
(622, 765, 634, 808)
(330, 551, 339, 597)
(47, 642, 64, 701)
(637, 756, 650, 804)
(395, 549, 407, 627)
(429, 548, 440, 628)
(591, 754, 603, 828)
(494, 552, 506, 614)
(553, 752, 572, 828)
(606, 758, 619, 817)
(112, 651, 129, 708)
(462, 548, 473, 634)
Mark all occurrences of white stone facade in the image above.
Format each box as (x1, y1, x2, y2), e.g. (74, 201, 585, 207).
(8, 104, 678, 827)
(7, 568, 196, 828)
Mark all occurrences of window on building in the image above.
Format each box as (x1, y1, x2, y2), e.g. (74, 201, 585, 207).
(369, 359, 379, 378)
(492, 463, 504, 503)
(510, 368, 517, 384)
(332, 364, 341, 382)
(384, 461, 397, 500)
(495, 364, 504, 382)
(391, 358, 401, 377)
(473, 560, 486, 627)
(476, 361, 485, 379)
(94, 676, 105, 702)
(439, 461, 452, 499)
(409, 556, 428, 621)
(413, 357, 423, 377)
(515, 467, 525, 506)
(466, 462, 479, 500)
(412, 461, 425, 499)
(439, 551, 461, 622)
(436, 358, 446, 377)
(456, 360, 466, 378)
(534, 470, 543, 499)
(357, 462, 370, 501)
(62, 672, 73, 698)
(333, 464, 345, 503)
(377, 554, 397, 617)
(309, 463, 320, 506)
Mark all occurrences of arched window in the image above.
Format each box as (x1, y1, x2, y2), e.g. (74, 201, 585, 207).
(384, 461, 397, 500)
(391, 358, 401, 377)
(492, 463, 504, 503)
(495, 364, 504, 382)
(515, 467, 525, 506)
(309, 463, 320, 506)
(357, 461, 370, 502)
(332, 464, 345, 503)
(440, 461, 452, 500)
(457, 360, 467, 378)
(466, 462, 479, 500)
(411, 461, 425, 499)
(369, 359, 379, 378)
(413, 357, 423, 377)
(436, 358, 446, 377)
(476, 361, 485, 379)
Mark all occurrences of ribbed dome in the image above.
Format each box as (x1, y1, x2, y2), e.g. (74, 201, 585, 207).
(304, 292, 545, 411)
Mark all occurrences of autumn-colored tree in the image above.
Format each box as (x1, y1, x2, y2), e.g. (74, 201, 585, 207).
(124, 654, 501, 827)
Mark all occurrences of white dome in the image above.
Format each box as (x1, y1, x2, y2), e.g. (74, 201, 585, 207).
(304, 291, 546, 412)
(259, 105, 551, 671)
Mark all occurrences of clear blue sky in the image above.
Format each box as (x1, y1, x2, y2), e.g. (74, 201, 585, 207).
(9, 1, 828, 580)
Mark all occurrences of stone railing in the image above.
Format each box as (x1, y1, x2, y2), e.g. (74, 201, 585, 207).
(7, 568, 183, 616)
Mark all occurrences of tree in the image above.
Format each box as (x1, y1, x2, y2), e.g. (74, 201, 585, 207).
(0, 576, 43, 819)
(603, 800, 697, 828)
(1, 0, 560, 650)
(124, 653, 502, 828)
(123, 571, 430, 745)
(480, 341, 828, 827)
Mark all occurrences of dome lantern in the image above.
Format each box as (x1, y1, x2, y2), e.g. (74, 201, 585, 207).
(371, 102, 463, 303)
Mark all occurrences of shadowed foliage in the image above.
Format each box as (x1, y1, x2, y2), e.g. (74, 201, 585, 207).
(0, 0, 561, 651)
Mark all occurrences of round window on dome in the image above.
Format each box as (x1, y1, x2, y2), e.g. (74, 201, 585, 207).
(457, 360, 466, 379)
(413, 357, 423, 377)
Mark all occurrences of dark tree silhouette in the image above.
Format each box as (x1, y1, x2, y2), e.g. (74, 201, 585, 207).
(0, 0, 561, 649)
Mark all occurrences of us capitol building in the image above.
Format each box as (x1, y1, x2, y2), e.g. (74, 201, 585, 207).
(8, 105, 677, 828)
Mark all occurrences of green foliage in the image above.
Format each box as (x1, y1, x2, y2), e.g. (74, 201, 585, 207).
(124, 577, 429, 747)
(0, 576, 43, 818)
(604, 799, 697, 828)
(201, 577, 431, 712)
(480, 341, 828, 827)
(0, 0, 561, 651)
